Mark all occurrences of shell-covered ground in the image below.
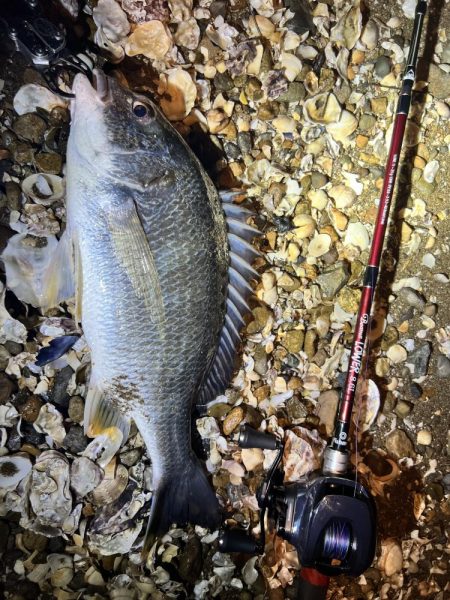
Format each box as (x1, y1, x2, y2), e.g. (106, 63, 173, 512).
(0, 0, 449, 599)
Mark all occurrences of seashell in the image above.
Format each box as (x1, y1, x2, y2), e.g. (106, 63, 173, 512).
(423, 159, 439, 183)
(307, 233, 332, 258)
(386, 343, 408, 364)
(13, 84, 67, 116)
(249, 0, 274, 18)
(283, 427, 326, 482)
(416, 430, 432, 445)
(83, 427, 123, 469)
(33, 404, 66, 444)
(422, 253, 435, 268)
(328, 183, 356, 209)
(242, 556, 259, 586)
(125, 20, 172, 60)
(354, 379, 380, 432)
(0, 454, 32, 489)
(241, 448, 264, 471)
(0, 404, 19, 427)
(47, 554, 74, 588)
(158, 68, 197, 121)
(360, 19, 379, 50)
(344, 222, 370, 251)
(169, 0, 193, 22)
(174, 17, 200, 50)
(91, 463, 128, 505)
(303, 92, 342, 125)
(205, 17, 239, 51)
(272, 116, 297, 134)
(292, 214, 316, 239)
(94, 27, 126, 62)
(93, 0, 130, 43)
(28, 450, 72, 533)
(0, 281, 27, 345)
(280, 52, 302, 82)
(252, 15, 275, 38)
(21, 173, 64, 206)
(327, 110, 358, 144)
(70, 456, 104, 498)
(85, 566, 106, 587)
(330, 3, 362, 50)
(378, 538, 403, 576)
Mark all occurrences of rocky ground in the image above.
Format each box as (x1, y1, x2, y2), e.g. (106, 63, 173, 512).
(0, 0, 449, 599)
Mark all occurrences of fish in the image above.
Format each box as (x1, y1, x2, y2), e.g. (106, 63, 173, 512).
(2, 70, 260, 542)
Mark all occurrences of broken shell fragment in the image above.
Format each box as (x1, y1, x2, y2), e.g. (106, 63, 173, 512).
(327, 110, 358, 143)
(344, 222, 370, 251)
(354, 379, 380, 432)
(21, 174, 64, 206)
(330, 3, 362, 49)
(0, 454, 32, 489)
(0, 282, 27, 345)
(13, 84, 67, 116)
(378, 538, 403, 576)
(304, 92, 342, 125)
(158, 68, 197, 121)
(83, 427, 123, 469)
(91, 463, 128, 505)
(308, 234, 332, 258)
(93, 0, 130, 43)
(70, 457, 104, 498)
(125, 20, 172, 60)
(386, 343, 408, 364)
(33, 404, 66, 445)
(174, 18, 200, 50)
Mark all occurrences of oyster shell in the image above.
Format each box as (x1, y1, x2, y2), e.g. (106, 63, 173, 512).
(33, 404, 66, 445)
(83, 427, 123, 468)
(303, 92, 342, 125)
(330, 2, 362, 49)
(283, 427, 326, 482)
(0, 454, 32, 489)
(93, 0, 130, 43)
(47, 554, 74, 588)
(0, 281, 27, 345)
(91, 462, 128, 505)
(21, 173, 64, 206)
(354, 379, 380, 433)
(125, 20, 172, 60)
(70, 456, 104, 498)
(13, 84, 67, 116)
(158, 68, 197, 121)
(24, 450, 73, 536)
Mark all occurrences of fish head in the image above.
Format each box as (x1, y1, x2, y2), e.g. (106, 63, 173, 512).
(70, 70, 188, 192)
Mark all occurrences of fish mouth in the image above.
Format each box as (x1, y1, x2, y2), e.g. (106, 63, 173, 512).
(92, 68, 110, 101)
(72, 69, 111, 105)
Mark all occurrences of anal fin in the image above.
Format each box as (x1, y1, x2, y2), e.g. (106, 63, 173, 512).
(84, 383, 130, 446)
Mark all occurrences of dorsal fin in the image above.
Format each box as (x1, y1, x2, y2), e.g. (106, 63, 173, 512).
(197, 191, 261, 409)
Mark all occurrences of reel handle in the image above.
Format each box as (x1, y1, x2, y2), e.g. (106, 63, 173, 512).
(238, 425, 279, 450)
(218, 528, 261, 554)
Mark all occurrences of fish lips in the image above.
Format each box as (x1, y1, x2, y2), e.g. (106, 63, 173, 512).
(71, 69, 111, 107)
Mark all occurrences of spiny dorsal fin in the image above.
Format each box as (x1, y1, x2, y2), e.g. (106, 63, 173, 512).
(197, 191, 261, 409)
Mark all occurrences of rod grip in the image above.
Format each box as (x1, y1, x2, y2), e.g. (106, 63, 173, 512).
(218, 528, 260, 554)
(297, 568, 329, 600)
(238, 425, 279, 450)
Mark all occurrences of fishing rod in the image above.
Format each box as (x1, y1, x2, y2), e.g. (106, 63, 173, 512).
(219, 1, 428, 598)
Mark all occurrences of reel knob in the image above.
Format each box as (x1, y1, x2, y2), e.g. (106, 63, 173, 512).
(238, 425, 279, 450)
(218, 529, 261, 554)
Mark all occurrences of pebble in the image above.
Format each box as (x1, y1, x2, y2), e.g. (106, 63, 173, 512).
(282, 329, 304, 354)
(417, 430, 432, 446)
(337, 287, 361, 313)
(436, 354, 450, 378)
(247, 306, 273, 334)
(253, 344, 268, 375)
(4, 341, 23, 356)
(374, 56, 391, 78)
(18, 394, 43, 423)
(12, 114, 47, 144)
(400, 287, 425, 310)
(427, 63, 450, 100)
(386, 344, 407, 364)
(385, 429, 416, 459)
(394, 400, 412, 418)
(49, 365, 74, 408)
(303, 329, 317, 359)
(0, 345, 11, 371)
(34, 152, 63, 174)
(286, 396, 308, 421)
(177, 535, 203, 584)
(62, 426, 89, 454)
(222, 406, 245, 435)
(277, 81, 306, 103)
(310, 171, 328, 189)
(407, 343, 431, 377)
(316, 390, 339, 436)
(415, 177, 435, 197)
(68, 395, 85, 423)
(0, 374, 17, 404)
(370, 97, 388, 114)
(410, 382, 422, 399)
(359, 114, 377, 131)
(316, 262, 350, 298)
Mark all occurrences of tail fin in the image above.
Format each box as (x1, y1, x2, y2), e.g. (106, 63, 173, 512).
(143, 454, 220, 552)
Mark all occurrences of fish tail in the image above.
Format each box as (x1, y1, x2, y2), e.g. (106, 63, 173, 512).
(143, 454, 220, 554)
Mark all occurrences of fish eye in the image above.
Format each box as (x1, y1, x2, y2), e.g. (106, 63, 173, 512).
(132, 101, 152, 118)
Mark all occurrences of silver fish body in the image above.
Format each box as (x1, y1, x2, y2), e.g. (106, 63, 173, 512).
(67, 73, 229, 534)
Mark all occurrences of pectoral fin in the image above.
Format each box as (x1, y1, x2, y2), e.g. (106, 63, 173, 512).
(84, 382, 130, 446)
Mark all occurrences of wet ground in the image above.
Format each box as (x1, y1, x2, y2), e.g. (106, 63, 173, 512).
(0, 1, 449, 599)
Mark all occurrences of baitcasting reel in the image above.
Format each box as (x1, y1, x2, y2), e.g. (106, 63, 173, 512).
(0, 0, 95, 97)
(219, 425, 376, 578)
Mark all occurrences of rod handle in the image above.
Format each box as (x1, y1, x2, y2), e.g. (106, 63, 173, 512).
(238, 425, 279, 450)
(218, 528, 260, 554)
(297, 568, 329, 600)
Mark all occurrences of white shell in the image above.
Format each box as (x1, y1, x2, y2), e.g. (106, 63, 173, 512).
(21, 174, 64, 206)
(308, 233, 332, 258)
(344, 222, 370, 251)
(330, 3, 362, 49)
(93, 0, 130, 43)
(423, 160, 439, 183)
(327, 110, 358, 144)
(70, 457, 104, 498)
(94, 27, 126, 62)
(0, 281, 27, 345)
(378, 538, 403, 576)
(386, 343, 408, 364)
(0, 454, 32, 489)
(158, 68, 197, 121)
(303, 92, 342, 125)
(283, 427, 326, 482)
(125, 20, 172, 60)
(33, 404, 66, 445)
(354, 379, 380, 432)
(13, 84, 68, 116)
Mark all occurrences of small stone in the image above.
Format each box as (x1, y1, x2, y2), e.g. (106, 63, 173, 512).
(410, 382, 422, 399)
(241, 447, 264, 471)
(337, 287, 361, 313)
(399, 287, 425, 310)
(407, 342, 431, 377)
(177, 535, 203, 584)
(415, 177, 435, 197)
(247, 306, 272, 334)
(303, 329, 317, 359)
(316, 390, 339, 436)
(394, 400, 412, 418)
(356, 134, 369, 148)
(370, 97, 388, 114)
(12, 114, 47, 144)
(22, 530, 48, 552)
(278, 81, 306, 103)
(223, 406, 245, 435)
(68, 395, 85, 423)
(386, 344, 407, 364)
(0, 345, 11, 371)
(426, 63, 450, 100)
(286, 396, 308, 421)
(381, 325, 399, 351)
(34, 152, 63, 174)
(436, 355, 450, 378)
(310, 172, 328, 189)
(207, 402, 231, 419)
(282, 329, 304, 354)
(277, 272, 301, 292)
(0, 373, 17, 404)
(374, 55, 391, 78)
(417, 430, 432, 446)
(359, 114, 377, 131)
(385, 429, 416, 459)
(4, 340, 23, 356)
(253, 344, 268, 375)
(63, 426, 89, 454)
(49, 365, 74, 408)
(375, 357, 390, 377)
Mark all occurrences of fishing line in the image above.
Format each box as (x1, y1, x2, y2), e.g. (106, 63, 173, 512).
(322, 520, 352, 561)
